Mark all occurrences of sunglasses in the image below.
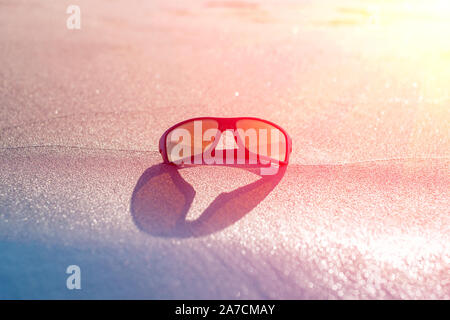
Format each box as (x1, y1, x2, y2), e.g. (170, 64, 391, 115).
(159, 117, 292, 166)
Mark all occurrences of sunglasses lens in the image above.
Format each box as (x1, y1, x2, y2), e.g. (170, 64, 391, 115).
(236, 119, 287, 163)
(166, 119, 219, 163)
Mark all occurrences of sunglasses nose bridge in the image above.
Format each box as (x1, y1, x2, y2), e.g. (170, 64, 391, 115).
(217, 123, 233, 132)
(220, 118, 239, 131)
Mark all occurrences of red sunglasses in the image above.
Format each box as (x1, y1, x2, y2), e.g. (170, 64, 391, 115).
(159, 117, 292, 166)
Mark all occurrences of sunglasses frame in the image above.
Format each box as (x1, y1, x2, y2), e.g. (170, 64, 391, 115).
(159, 117, 292, 165)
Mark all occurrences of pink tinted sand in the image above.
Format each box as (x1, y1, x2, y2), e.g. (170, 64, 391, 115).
(0, 0, 448, 298)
